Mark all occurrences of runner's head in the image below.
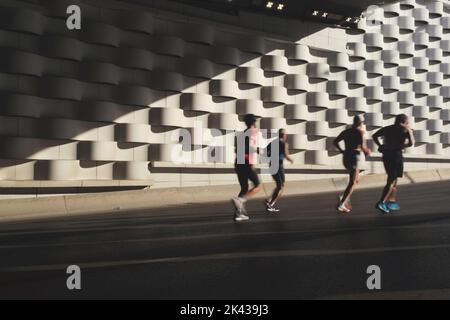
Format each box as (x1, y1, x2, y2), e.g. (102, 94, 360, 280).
(244, 114, 257, 129)
(279, 129, 287, 141)
(395, 114, 408, 126)
(352, 115, 364, 129)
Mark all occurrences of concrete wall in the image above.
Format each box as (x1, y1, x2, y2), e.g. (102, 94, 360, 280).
(0, 0, 449, 189)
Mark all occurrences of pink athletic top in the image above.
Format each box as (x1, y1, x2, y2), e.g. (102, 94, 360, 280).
(245, 128, 258, 165)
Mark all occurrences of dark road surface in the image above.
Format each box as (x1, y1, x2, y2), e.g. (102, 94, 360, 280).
(1, 181, 450, 300)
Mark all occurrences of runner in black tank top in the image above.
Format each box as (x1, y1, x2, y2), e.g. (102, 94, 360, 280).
(266, 129, 294, 213)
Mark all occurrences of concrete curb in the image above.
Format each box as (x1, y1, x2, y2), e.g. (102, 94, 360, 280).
(0, 169, 449, 222)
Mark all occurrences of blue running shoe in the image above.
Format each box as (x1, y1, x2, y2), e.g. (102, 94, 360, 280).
(388, 201, 400, 211)
(376, 201, 390, 214)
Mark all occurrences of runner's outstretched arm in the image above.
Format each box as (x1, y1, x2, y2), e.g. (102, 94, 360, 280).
(285, 142, 294, 164)
(333, 133, 345, 153)
(372, 128, 384, 149)
(405, 127, 415, 149)
(360, 131, 371, 155)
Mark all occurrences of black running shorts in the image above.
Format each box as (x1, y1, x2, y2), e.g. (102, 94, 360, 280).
(383, 150, 404, 179)
(235, 164, 261, 197)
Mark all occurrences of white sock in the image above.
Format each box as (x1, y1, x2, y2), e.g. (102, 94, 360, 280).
(239, 197, 247, 203)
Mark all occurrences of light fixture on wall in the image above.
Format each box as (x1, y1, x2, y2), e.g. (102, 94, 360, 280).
(265, 1, 285, 11)
(341, 16, 362, 26)
(310, 9, 363, 27)
(311, 10, 331, 18)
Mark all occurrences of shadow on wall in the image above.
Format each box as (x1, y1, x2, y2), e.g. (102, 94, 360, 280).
(0, 0, 343, 182)
(2, 0, 442, 183)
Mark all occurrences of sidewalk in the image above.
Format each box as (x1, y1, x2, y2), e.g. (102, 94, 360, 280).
(0, 168, 449, 222)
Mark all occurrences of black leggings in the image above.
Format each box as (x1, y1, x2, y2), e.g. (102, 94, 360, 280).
(235, 164, 260, 197)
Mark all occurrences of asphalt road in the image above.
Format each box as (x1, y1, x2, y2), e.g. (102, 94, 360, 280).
(1, 180, 450, 300)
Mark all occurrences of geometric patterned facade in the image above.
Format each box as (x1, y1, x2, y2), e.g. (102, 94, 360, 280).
(0, 0, 449, 188)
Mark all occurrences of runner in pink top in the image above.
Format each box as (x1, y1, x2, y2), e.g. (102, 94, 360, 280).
(232, 114, 262, 222)
(246, 127, 258, 166)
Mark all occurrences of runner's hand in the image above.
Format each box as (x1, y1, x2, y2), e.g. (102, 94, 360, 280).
(400, 123, 411, 131)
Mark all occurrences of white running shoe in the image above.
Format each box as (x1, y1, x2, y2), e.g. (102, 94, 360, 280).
(336, 203, 351, 213)
(266, 204, 280, 213)
(339, 195, 352, 210)
(234, 213, 250, 222)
